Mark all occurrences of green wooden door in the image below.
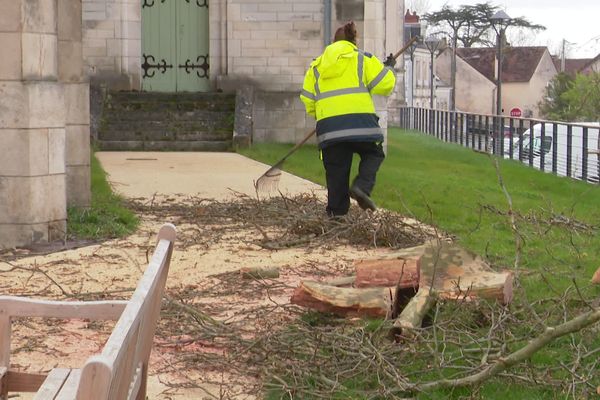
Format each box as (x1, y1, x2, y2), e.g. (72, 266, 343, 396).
(176, 0, 210, 92)
(142, 0, 209, 92)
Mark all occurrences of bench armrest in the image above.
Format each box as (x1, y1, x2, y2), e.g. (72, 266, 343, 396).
(0, 297, 128, 320)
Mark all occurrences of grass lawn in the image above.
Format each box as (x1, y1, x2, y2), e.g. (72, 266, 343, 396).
(242, 128, 600, 280)
(67, 152, 138, 239)
(240, 128, 600, 399)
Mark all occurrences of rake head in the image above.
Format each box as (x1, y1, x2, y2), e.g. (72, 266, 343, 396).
(254, 165, 283, 193)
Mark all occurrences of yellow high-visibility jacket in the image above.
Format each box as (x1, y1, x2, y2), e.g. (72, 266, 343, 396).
(300, 40, 396, 149)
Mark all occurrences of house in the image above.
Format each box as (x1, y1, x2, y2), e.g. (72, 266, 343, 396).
(579, 53, 600, 75)
(402, 10, 450, 110)
(436, 46, 558, 117)
(552, 56, 594, 77)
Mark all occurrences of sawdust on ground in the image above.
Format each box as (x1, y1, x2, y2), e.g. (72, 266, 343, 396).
(1, 152, 413, 400)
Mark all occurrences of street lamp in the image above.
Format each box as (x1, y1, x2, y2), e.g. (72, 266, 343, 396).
(491, 10, 511, 155)
(490, 10, 511, 118)
(424, 36, 442, 110)
(407, 36, 420, 109)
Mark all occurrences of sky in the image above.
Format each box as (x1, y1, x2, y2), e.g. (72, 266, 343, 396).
(409, 0, 600, 59)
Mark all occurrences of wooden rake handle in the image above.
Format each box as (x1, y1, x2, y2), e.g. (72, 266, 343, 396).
(391, 36, 419, 60)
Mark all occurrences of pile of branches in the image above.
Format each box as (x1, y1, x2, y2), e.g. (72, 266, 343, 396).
(157, 271, 600, 399)
(128, 192, 433, 251)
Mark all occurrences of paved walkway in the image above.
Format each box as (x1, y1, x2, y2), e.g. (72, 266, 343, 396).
(96, 151, 325, 200)
(96, 151, 326, 399)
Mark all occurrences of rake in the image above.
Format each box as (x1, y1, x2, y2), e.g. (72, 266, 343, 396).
(254, 36, 420, 193)
(254, 128, 316, 192)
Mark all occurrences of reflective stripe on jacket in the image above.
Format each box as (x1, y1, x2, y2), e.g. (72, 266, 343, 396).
(300, 40, 396, 149)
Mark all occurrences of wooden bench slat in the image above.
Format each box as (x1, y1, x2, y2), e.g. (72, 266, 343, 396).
(6, 370, 47, 392)
(54, 369, 81, 400)
(0, 366, 7, 396)
(127, 364, 143, 400)
(0, 298, 128, 320)
(33, 369, 71, 400)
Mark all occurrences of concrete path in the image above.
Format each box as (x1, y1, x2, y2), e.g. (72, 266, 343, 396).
(96, 151, 325, 200)
(95, 151, 326, 399)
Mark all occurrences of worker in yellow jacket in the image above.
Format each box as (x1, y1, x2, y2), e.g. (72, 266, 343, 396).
(300, 21, 396, 217)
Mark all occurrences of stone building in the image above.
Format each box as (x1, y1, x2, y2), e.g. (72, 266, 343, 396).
(402, 9, 450, 111)
(81, 0, 406, 139)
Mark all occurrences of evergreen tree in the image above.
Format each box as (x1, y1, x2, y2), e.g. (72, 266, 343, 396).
(538, 72, 575, 121)
(540, 72, 600, 122)
(563, 72, 600, 122)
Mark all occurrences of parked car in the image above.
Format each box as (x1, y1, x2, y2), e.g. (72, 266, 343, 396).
(508, 122, 600, 182)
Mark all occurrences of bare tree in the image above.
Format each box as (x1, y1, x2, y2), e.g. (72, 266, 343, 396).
(424, 2, 545, 111)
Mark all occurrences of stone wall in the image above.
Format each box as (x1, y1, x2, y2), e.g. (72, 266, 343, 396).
(219, 0, 404, 144)
(215, 0, 324, 92)
(0, 0, 67, 248)
(82, 0, 142, 89)
(252, 91, 317, 145)
(60, 0, 91, 207)
(79, 0, 405, 144)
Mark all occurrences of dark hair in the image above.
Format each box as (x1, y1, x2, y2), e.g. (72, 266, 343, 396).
(333, 21, 357, 44)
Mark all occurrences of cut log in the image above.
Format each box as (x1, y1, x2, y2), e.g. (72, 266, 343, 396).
(290, 281, 393, 318)
(354, 258, 419, 288)
(592, 267, 600, 284)
(393, 287, 437, 334)
(419, 241, 513, 305)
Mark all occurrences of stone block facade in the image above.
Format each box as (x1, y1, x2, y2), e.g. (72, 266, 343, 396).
(215, 0, 405, 142)
(0, 1, 65, 248)
(82, 0, 142, 89)
(0, 0, 90, 249)
(60, 0, 92, 208)
(215, 0, 324, 92)
(252, 91, 317, 145)
(82, 0, 405, 143)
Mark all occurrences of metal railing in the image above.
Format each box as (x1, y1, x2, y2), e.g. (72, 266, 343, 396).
(398, 107, 600, 184)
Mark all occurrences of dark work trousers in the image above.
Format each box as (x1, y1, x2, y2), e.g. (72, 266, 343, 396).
(321, 141, 385, 216)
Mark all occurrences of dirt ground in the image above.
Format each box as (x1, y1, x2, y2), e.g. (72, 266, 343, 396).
(1, 152, 415, 399)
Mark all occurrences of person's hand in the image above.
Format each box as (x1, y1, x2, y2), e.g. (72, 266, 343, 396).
(383, 53, 396, 68)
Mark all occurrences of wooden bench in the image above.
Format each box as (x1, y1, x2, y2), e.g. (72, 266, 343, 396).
(0, 223, 176, 400)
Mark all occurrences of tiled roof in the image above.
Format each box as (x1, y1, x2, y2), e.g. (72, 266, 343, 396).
(552, 56, 594, 75)
(579, 53, 600, 73)
(456, 46, 548, 83)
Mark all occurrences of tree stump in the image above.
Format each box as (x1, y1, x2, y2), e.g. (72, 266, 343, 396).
(354, 258, 419, 288)
(393, 241, 513, 334)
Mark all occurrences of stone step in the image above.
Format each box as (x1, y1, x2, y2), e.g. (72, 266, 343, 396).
(106, 92, 235, 113)
(98, 91, 235, 152)
(101, 118, 232, 133)
(109, 91, 235, 102)
(100, 128, 232, 142)
(96, 140, 232, 152)
(102, 109, 234, 122)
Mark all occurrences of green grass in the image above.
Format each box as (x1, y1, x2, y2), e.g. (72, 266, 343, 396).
(240, 128, 600, 399)
(67, 152, 138, 239)
(241, 129, 600, 279)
